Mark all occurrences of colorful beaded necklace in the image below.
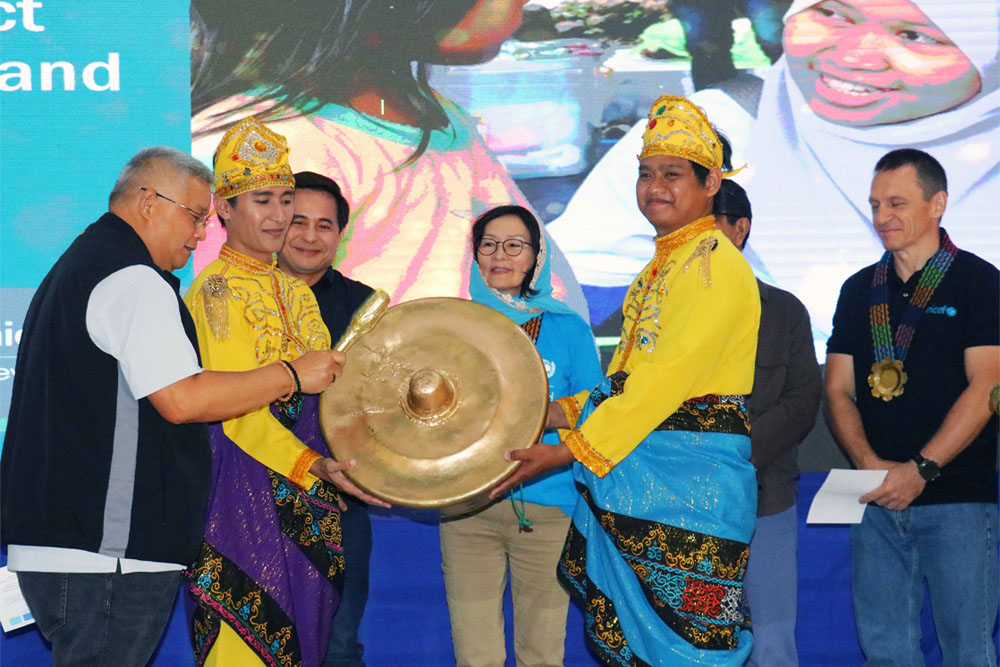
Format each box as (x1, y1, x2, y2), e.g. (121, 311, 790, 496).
(867, 228, 957, 401)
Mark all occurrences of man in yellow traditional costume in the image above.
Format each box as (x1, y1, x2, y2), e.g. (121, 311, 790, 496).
(493, 95, 760, 665)
(183, 117, 381, 667)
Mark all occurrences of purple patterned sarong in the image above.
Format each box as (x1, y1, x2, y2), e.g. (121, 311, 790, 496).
(185, 394, 344, 667)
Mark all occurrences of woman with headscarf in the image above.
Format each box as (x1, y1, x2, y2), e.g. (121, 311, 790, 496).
(548, 0, 998, 349)
(439, 204, 603, 667)
(737, 0, 998, 346)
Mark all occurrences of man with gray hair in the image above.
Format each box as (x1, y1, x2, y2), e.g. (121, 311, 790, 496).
(1, 146, 347, 666)
(826, 148, 998, 665)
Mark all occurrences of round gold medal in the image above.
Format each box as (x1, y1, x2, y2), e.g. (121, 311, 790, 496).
(868, 358, 907, 402)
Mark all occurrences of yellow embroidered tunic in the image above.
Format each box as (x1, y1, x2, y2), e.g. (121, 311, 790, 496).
(185, 245, 331, 489)
(557, 216, 760, 477)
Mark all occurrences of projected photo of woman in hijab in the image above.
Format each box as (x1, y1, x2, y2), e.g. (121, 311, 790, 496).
(189, 0, 586, 313)
(547, 0, 998, 351)
(784, 0, 984, 126)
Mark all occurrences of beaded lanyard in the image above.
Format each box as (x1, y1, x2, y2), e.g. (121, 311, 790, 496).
(867, 229, 957, 401)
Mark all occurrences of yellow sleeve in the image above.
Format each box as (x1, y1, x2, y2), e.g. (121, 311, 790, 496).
(185, 278, 322, 489)
(570, 247, 759, 477)
(556, 394, 587, 429)
(554, 302, 630, 436)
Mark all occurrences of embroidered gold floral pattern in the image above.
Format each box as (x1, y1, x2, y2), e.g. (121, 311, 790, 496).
(679, 237, 717, 289)
(204, 246, 330, 363)
(202, 275, 231, 341)
(558, 522, 651, 666)
(614, 217, 715, 371)
(269, 471, 346, 581)
(569, 483, 751, 652)
(656, 394, 750, 436)
(186, 544, 299, 667)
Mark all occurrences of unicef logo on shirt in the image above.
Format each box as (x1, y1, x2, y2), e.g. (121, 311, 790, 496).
(925, 305, 957, 317)
(543, 359, 556, 378)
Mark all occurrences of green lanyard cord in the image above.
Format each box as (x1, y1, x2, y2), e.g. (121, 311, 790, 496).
(510, 484, 534, 533)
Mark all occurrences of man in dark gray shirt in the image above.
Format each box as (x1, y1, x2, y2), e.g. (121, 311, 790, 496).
(715, 179, 822, 667)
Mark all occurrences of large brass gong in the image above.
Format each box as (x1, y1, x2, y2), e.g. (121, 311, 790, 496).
(320, 297, 548, 510)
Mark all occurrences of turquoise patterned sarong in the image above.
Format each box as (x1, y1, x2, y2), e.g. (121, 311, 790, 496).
(558, 372, 756, 666)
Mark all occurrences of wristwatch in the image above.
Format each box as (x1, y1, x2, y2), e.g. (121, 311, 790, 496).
(912, 454, 941, 482)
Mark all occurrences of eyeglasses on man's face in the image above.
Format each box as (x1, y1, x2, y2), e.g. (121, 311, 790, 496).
(139, 187, 212, 229)
(477, 238, 534, 257)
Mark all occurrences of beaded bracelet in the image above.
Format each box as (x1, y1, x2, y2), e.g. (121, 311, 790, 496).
(276, 360, 304, 428)
(278, 360, 299, 401)
(282, 360, 301, 392)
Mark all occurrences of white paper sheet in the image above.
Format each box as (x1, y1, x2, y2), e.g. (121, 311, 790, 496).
(806, 469, 888, 525)
(0, 566, 35, 633)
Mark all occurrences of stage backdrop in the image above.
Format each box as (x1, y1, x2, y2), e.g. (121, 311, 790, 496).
(3, 3, 997, 425)
(1, 1, 997, 662)
(1, 0, 193, 432)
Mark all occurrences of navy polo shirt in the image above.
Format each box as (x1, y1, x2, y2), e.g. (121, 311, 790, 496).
(827, 244, 999, 505)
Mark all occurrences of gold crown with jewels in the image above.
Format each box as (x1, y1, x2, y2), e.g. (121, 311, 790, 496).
(213, 116, 294, 199)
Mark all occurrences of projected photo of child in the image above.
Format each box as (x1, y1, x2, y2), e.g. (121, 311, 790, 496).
(189, 0, 586, 314)
(547, 0, 999, 350)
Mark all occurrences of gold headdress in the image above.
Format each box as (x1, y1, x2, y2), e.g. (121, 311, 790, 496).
(212, 117, 295, 198)
(639, 94, 743, 177)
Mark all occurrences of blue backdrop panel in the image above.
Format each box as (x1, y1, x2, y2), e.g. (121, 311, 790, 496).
(0, 0, 193, 289)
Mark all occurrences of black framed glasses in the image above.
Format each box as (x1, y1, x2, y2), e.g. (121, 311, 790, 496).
(139, 187, 212, 229)
(477, 238, 534, 257)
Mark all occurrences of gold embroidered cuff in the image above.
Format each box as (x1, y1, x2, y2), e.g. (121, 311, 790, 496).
(564, 430, 613, 478)
(290, 449, 323, 488)
(556, 396, 582, 429)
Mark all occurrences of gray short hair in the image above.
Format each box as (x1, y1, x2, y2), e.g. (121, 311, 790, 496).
(108, 146, 213, 206)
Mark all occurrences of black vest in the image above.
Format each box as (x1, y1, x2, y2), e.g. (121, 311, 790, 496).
(1, 214, 211, 564)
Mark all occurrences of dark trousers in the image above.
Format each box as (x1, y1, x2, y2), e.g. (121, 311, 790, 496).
(18, 569, 180, 667)
(323, 495, 373, 667)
